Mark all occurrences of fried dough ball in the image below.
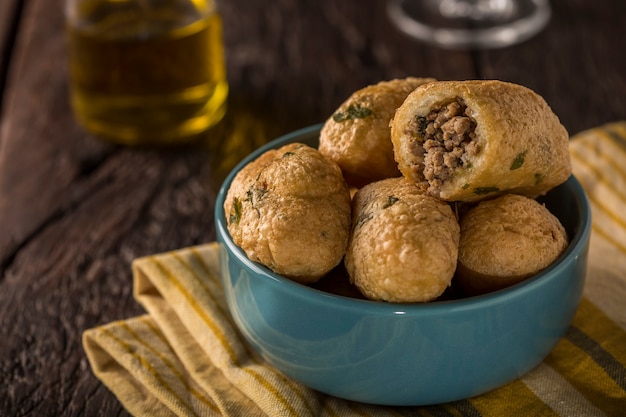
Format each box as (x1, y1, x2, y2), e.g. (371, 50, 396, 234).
(319, 77, 436, 188)
(224, 143, 352, 283)
(345, 177, 460, 302)
(456, 194, 569, 295)
(390, 80, 571, 202)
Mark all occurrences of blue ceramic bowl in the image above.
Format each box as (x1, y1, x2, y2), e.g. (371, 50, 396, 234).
(215, 124, 591, 406)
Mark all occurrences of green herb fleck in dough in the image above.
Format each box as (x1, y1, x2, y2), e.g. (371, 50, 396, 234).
(229, 197, 242, 225)
(473, 186, 500, 195)
(332, 104, 373, 122)
(534, 173, 546, 184)
(282, 152, 295, 157)
(510, 151, 527, 170)
(462, 183, 470, 190)
(353, 211, 373, 232)
(383, 196, 399, 209)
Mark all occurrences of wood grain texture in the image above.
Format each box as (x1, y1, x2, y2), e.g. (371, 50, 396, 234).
(0, 0, 21, 89)
(475, 0, 626, 135)
(1, 0, 625, 415)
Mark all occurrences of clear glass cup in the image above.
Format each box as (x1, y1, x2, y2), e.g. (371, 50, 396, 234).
(387, 0, 551, 49)
(65, 0, 228, 145)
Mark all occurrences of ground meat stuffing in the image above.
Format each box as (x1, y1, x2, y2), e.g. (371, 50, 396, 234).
(421, 98, 479, 191)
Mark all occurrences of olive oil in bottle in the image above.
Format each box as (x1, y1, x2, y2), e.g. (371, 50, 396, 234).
(66, 0, 228, 144)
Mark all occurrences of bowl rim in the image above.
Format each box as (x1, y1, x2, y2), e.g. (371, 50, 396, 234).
(215, 124, 592, 315)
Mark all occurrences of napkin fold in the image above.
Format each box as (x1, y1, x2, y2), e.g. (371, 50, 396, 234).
(83, 122, 626, 417)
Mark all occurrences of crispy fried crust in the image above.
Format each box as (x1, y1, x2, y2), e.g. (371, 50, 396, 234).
(224, 143, 352, 283)
(456, 194, 569, 295)
(319, 77, 436, 188)
(345, 177, 460, 302)
(390, 80, 571, 202)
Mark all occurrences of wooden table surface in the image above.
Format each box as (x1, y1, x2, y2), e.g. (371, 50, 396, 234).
(1, 0, 625, 415)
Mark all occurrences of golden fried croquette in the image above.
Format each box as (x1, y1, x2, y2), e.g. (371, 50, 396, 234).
(456, 194, 569, 295)
(345, 177, 460, 302)
(390, 80, 571, 202)
(319, 77, 436, 188)
(224, 143, 352, 283)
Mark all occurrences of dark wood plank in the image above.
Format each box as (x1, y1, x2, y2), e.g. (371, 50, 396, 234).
(0, 0, 21, 91)
(218, 0, 476, 133)
(0, 0, 115, 267)
(476, 0, 626, 135)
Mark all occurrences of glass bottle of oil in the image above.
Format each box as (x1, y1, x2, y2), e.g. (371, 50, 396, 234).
(65, 0, 228, 145)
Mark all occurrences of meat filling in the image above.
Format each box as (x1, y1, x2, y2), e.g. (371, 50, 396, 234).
(420, 98, 479, 191)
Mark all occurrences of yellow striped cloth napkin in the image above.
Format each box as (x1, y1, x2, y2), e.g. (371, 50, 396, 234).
(83, 122, 626, 417)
